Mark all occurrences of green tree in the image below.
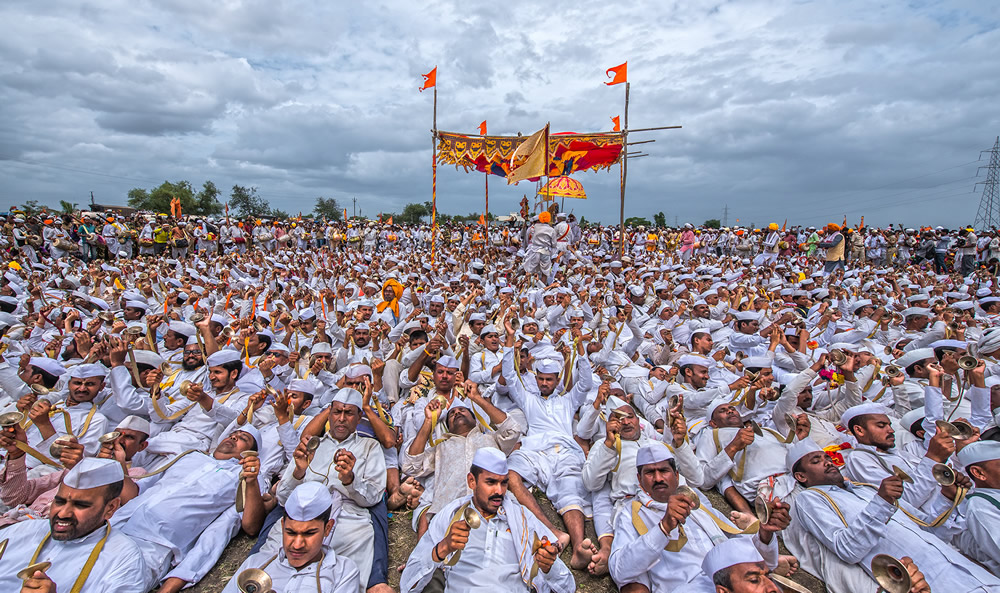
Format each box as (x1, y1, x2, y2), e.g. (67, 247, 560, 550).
(313, 197, 343, 220)
(229, 185, 271, 218)
(194, 181, 223, 215)
(19, 200, 43, 216)
(271, 208, 290, 219)
(127, 180, 195, 214)
(625, 216, 651, 226)
(400, 202, 430, 224)
(653, 211, 666, 227)
(59, 200, 77, 214)
(703, 219, 721, 229)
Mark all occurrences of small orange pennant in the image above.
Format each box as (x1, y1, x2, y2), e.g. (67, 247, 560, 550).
(419, 67, 437, 92)
(478, 121, 487, 136)
(605, 62, 627, 86)
(611, 116, 621, 132)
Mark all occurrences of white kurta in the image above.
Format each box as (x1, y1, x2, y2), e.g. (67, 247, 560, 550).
(220, 546, 361, 593)
(0, 519, 148, 593)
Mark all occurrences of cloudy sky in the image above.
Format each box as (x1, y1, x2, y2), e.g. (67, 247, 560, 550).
(2, 0, 998, 228)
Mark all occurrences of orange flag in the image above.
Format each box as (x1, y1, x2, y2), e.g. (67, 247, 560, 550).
(605, 62, 627, 86)
(611, 116, 621, 132)
(842, 215, 848, 229)
(478, 121, 487, 136)
(419, 67, 437, 92)
(781, 219, 787, 232)
(859, 216, 865, 229)
(387, 216, 393, 225)
(343, 208, 348, 220)
(478, 214, 486, 226)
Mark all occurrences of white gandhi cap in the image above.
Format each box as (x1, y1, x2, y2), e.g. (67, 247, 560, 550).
(63, 458, 124, 490)
(471, 446, 508, 475)
(701, 536, 764, 579)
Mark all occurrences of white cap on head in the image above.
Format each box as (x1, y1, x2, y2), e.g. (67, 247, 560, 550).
(206, 350, 241, 367)
(480, 324, 499, 336)
(132, 350, 164, 369)
(288, 379, 319, 396)
(894, 348, 934, 369)
(676, 354, 710, 368)
(228, 424, 261, 449)
(705, 398, 732, 422)
(116, 415, 151, 436)
(701, 537, 764, 581)
(436, 355, 460, 370)
(29, 357, 66, 377)
(168, 321, 197, 338)
(957, 441, 1000, 469)
(900, 408, 925, 434)
(533, 359, 562, 374)
(285, 482, 342, 523)
(332, 388, 363, 409)
(471, 447, 508, 475)
(68, 363, 108, 379)
(345, 364, 372, 379)
(741, 356, 772, 369)
(312, 342, 333, 355)
(63, 458, 124, 490)
(840, 403, 890, 433)
(635, 442, 674, 467)
(785, 438, 823, 472)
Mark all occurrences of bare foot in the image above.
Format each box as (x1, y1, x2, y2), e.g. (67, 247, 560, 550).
(367, 584, 395, 593)
(729, 510, 756, 530)
(396, 563, 407, 572)
(587, 540, 610, 576)
(775, 555, 800, 577)
(553, 528, 571, 551)
(570, 538, 594, 570)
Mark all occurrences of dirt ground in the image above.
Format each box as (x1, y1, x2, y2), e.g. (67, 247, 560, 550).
(186, 489, 827, 593)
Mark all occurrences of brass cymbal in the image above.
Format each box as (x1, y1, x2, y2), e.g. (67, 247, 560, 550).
(871, 554, 910, 593)
(675, 485, 701, 510)
(235, 568, 272, 593)
(49, 435, 78, 459)
(305, 436, 321, 452)
(17, 561, 52, 581)
(753, 495, 771, 525)
(891, 465, 914, 484)
(932, 463, 956, 487)
(98, 431, 121, 445)
(463, 506, 482, 529)
(0, 411, 24, 428)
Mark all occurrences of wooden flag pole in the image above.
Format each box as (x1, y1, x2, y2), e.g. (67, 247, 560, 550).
(485, 171, 489, 234)
(619, 81, 630, 256)
(431, 85, 438, 263)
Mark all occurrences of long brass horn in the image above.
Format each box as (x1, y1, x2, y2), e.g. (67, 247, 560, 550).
(870, 554, 911, 593)
(235, 568, 273, 593)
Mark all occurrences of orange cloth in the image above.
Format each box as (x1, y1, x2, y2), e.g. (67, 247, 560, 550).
(376, 279, 404, 318)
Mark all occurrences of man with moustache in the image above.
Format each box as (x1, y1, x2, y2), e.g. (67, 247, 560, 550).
(608, 443, 790, 592)
(109, 425, 268, 593)
(221, 482, 361, 593)
(0, 458, 147, 592)
(400, 447, 575, 593)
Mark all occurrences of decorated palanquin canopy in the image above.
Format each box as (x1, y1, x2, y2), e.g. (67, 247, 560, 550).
(436, 131, 624, 179)
(538, 176, 587, 200)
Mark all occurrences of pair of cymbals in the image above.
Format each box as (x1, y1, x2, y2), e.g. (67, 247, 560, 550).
(235, 568, 273, 593)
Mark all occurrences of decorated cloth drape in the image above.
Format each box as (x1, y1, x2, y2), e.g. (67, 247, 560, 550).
(436, 131, 624, 180)
(538, 176, 587, 201)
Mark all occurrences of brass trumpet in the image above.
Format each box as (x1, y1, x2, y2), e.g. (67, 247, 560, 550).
(958, 355, 981, 371)
(870, 554, 910, 593)
(235, 568, 272, 593)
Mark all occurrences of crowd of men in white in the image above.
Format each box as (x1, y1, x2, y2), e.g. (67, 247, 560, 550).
(0, 211, 999, 593)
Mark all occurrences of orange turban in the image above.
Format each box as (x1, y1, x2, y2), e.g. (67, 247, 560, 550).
(538, 212, 552, 224)
(376, 278, 404, 319)
(827, 223, 840, 232)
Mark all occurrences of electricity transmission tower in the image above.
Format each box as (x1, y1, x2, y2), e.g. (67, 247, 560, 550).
(975, 137, 1000, 231)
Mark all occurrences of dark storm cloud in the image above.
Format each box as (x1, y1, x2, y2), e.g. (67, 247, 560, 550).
(0, 0, 998, 227)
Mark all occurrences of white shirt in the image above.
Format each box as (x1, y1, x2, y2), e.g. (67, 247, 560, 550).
(0, 519, 147, 593)
(221, 546, 360, 593)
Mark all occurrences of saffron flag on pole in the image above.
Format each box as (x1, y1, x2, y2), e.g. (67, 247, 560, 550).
(507, 124, 549, 185)
(419, 67, 437, 92)
(387, 216, 393, 225)
(605, 62, 627, 86)
(611, 116, 621, 132)
(478, 121, 487, 136)
(478, 214, 486, 226)
(343, 208, 348, 221)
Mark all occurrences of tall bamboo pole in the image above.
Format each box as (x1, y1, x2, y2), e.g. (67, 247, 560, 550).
(431, 86, 438, 262)
(619, 82, 630, 256)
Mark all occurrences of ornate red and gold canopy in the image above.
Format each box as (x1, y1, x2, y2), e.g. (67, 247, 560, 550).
(436, 131, 624, 180)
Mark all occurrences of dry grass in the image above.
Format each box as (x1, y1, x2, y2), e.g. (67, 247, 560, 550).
(187, 489, 827, 593)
